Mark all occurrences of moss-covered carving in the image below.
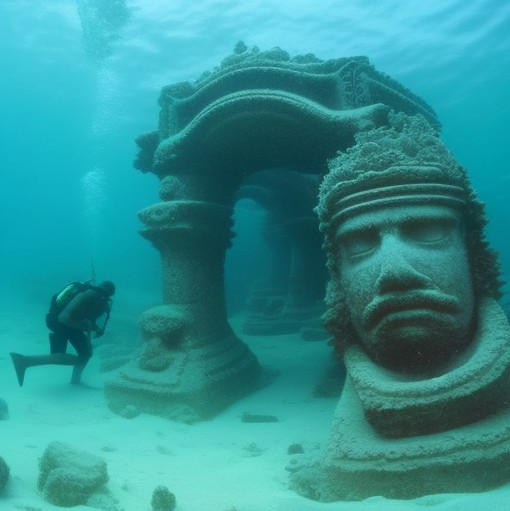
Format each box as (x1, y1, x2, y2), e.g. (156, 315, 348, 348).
(290, 113, 509, 500)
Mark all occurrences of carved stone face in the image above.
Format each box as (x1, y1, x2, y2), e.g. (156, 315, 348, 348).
(335, 204, 475, 373)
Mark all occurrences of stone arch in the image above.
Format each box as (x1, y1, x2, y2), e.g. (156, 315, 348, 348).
(105, 45, 439, 422)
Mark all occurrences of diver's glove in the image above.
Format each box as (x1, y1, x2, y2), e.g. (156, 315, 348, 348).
(93, 325, 105, 338)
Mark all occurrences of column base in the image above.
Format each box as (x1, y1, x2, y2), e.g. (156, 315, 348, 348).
(104, 332, 261, 423)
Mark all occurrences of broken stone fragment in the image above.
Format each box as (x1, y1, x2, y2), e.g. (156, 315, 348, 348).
(38, 441, 108, 507)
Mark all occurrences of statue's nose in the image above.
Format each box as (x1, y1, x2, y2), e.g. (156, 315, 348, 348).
(374, 235, 433, 294)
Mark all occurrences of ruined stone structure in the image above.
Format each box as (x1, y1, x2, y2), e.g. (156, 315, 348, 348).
(239, 169, 327, 337)
(105, 43, 439, 422)
(290, 113, 510, 500)
(242, 215, 291, 328)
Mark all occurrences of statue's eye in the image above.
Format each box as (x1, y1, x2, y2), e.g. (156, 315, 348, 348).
(341, 229, 379, 258)
(403, 219, 454, 243)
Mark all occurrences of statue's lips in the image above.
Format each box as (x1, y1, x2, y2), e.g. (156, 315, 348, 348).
(363, 292, 462, 331)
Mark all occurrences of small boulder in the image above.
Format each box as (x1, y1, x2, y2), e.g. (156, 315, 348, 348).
(151, 485, 176, 511)
(241, 412, 279, 423)
(0, 456, 9, 492)
(0, 398, 8, 420)
(38, 441, 108, 507)
(287, 443, 304, 455)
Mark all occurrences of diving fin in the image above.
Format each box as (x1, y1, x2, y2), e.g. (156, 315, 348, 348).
(10, 352, 27, 387)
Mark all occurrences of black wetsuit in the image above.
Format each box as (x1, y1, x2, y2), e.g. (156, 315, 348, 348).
(45, 288, 110, 363)
(45, 314, 92, 360)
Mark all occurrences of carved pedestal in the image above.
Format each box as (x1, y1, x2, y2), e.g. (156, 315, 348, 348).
(290, 299, 510, 500)
(105, 199, 260, 422)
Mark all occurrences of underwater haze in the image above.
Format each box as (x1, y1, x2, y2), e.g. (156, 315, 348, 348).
(1, 0, 509, 309)
(1, 0, 510, 509)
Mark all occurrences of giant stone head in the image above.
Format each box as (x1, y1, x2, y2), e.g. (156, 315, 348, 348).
(316, 112, 502, 375)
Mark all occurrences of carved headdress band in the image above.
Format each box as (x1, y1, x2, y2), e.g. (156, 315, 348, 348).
(329, 182, 466, 227)
(316, 112, 502, 299)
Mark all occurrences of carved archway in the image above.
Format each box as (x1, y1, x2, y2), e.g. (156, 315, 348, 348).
(105, 45, 439, 422)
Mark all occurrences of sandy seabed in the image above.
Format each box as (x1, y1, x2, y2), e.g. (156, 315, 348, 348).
(1, 297, 510, 511)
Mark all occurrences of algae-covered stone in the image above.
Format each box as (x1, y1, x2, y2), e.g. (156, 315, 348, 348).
(151, 485, 176, 511)
(38, 441, 108, 506)
(0, 456, 9, 492)
(291, 112, 510, 501)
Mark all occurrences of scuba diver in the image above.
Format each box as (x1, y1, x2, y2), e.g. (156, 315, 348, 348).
(10, 280, 115, 386)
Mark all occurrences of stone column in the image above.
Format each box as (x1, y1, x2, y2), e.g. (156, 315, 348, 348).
(280, 216, 327, 332)
(242, 220, 291, 334)
(243, 214, 328, 338)
(105, 175, 261, 422)
(240, 171, 328, 337)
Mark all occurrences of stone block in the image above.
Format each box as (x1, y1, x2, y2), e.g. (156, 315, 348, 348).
(38, 441, 108, 507)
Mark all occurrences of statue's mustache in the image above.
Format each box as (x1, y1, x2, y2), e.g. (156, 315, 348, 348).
(363, 291, 462, 330)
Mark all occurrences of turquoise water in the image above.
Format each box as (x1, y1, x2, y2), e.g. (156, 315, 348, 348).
(1, 0, 510, 508)
(0, 0, 508, 306)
